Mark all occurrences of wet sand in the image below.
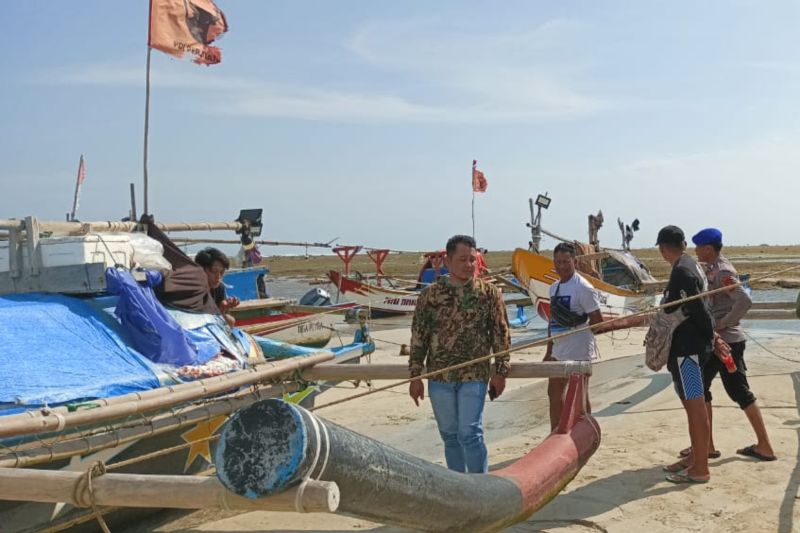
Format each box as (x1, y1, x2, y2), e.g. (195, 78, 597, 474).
(129, 322, 800, 533)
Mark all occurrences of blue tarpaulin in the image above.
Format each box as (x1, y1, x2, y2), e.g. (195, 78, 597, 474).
(106, 268, 216, 366)
(0, 293, 162, 409)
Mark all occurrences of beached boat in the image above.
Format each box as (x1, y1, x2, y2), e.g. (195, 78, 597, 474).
(513, 247, 659, 321)
(223, 267, 356, 348)
(513, 195, 660, 322)
(0, 216, 375, 532)
(326, 250, 511, 316)
(327, 270, 420, 315)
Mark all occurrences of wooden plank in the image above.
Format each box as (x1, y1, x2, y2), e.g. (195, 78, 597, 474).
(234, 298, 294, 312)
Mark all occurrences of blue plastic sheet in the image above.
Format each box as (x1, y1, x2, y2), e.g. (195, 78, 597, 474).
(106, 268, 215, 366)
(0, 293, 162, 409)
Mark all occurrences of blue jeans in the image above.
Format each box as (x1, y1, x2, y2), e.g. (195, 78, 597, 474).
(428, 380, 488, 473)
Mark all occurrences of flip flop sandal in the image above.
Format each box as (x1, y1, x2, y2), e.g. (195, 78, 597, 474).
(737, 444, 777, 462)
(662, 460, 691, 473)
(678, 447, 721, 459)
(665, 472, 710, 484)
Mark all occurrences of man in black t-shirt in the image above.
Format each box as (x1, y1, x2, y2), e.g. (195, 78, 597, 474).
(657, 225, 713, 484)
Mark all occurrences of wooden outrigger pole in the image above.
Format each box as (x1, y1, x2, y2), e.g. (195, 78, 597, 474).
(0, 468, 339, 514)
(0, 218, 247, 235)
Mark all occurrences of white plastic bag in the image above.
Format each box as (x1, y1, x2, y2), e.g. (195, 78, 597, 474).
(128, 233, 172, 271)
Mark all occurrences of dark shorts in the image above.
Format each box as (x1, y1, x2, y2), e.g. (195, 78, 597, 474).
(703, 341, 756, 409)
(669, 354, 705, 401)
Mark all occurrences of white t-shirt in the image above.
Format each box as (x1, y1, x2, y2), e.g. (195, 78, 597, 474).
(548, 273, 601, 361)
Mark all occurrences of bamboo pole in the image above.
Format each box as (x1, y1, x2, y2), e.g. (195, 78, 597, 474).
(0, 351, 334, 440)
(303, 361, 592, 381)
(171, 237, 335, 249)
(0, 383, 300, 469)
(0, 219, 245, 235)
(0, 468, 339, 513)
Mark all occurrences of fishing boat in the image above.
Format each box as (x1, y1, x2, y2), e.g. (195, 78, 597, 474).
(223, 267, 356, 348)
(325, 249, 519, 316)
(0, 216, 375, 532)
(513, 195, 660, 322)
(327, 270, 420, 315)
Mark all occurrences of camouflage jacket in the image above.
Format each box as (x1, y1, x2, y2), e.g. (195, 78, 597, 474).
(409, 276, 511, 383)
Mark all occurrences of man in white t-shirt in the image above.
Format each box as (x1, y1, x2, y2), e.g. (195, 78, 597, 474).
(544, 242, 604, 429)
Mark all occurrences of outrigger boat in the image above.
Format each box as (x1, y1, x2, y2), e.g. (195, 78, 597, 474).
(0, 216, 375, 532)
(327, 248, 450, 316)
(223, 267, 356, 348)
(512, 194, 660, 322)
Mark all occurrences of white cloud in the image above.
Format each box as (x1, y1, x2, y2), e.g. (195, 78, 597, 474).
(613, 133, 800, 244)
(33, 16, 610, 124)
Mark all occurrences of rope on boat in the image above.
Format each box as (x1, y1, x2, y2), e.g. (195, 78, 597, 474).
(72, 461, 111, 533)
(309, 262, 800, 412)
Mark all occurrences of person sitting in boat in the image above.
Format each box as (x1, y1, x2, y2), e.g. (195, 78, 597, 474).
(474, 247, 489, 278)
(408, 234, 511, 474)
(195, 247, 240, 325)
(544, 242, 604, 430)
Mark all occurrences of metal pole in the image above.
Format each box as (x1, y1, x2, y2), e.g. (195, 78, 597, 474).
(472, 190, 476, 238)
(129, 183, 137, 221)
(69, 155, 84, 222)
(143, 47, 152, 215)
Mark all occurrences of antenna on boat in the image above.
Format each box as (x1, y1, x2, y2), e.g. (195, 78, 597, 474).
(67, 155, 85, 222)
(588, 210, 603, 252)
(618, 218, 640, 251)
(527, 193, 551, 253)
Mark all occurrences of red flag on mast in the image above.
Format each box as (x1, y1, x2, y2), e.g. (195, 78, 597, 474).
(149, 0, 229, 65)
(472, 160, 488, 193)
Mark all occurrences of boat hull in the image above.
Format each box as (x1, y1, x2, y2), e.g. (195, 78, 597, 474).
(328, 271, 418, 315)
(235, 306, 351, 349)
(215, 375, 599, 532)
(512, 248, 658, 322)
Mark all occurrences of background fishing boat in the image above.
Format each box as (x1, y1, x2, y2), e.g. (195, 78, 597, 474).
(513, 194, 660, 322)
(223, 267, 356, 348)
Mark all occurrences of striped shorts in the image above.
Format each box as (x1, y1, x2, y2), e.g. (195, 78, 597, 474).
(670, 355, 704, 401)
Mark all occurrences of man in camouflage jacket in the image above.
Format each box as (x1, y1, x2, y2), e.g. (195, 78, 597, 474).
(409, 235, 511, 473)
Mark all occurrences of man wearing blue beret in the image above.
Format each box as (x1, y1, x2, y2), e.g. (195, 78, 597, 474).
(683, 228, 776, 462)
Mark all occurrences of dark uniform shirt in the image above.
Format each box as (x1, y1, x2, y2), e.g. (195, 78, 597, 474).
(663, 254, 714, 365)
(409, 276, 511, 383)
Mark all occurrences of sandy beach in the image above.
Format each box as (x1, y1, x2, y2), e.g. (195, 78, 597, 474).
(124, 317, 800, 533)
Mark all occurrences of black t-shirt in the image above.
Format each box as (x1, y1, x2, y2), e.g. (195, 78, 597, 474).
(663, 254, 714, 362)
(210, 285, 226, 308)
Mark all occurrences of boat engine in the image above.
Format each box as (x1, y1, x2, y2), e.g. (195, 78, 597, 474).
(299, 287, 332, 307)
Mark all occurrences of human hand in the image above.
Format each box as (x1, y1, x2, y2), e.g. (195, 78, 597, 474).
(713, 335, 731, 360)
(219, 297, 240, 313)
(409, 379, 425, 406)
(488, 375, 506, 400)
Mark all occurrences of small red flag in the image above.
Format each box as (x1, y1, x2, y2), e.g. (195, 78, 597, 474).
(472, 160, 488, 193)
(149, 0, 228, 65)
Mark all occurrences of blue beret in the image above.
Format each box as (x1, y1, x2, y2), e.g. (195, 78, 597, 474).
(692, 228, 723, 246)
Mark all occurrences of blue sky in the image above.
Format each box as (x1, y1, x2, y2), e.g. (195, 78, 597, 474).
(2, 1, 800, 254)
